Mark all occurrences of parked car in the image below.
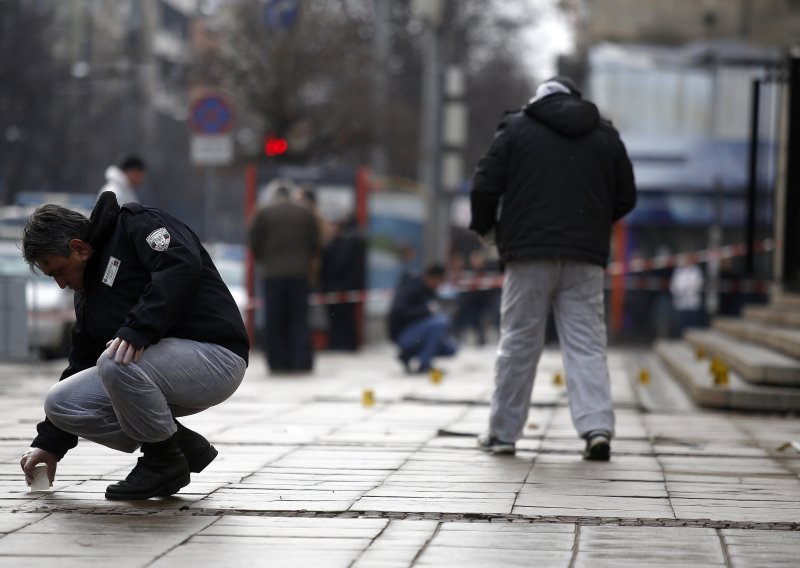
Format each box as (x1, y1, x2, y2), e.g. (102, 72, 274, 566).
(205, 243, 248, 320)
(0, 242, 75, 358)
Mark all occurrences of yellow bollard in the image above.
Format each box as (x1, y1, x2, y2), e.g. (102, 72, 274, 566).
(638, 368, 650, 385)
(429, 368, 443, 384)
(362, 389, 375, 407)
(553, 372, 564, 386)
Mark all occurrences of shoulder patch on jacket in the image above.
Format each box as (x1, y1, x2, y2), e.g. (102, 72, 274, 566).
(146, 227, 171, 251)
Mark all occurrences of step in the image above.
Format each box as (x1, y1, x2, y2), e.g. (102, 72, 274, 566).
(742, 305, 800, 328)
(683, 329, 800, 386)
(771, 291, 800, 310)
(626, 352, 696, 413)
(655, 340, 800, 411)
(712, 317, 800, 359)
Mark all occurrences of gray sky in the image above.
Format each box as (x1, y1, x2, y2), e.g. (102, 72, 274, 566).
(522, 0, 575, 81)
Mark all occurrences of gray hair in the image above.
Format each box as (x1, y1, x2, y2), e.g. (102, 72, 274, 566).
(21, 204, 91, 269)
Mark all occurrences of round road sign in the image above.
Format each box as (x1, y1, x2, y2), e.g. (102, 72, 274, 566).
(190, 95, 234, 135)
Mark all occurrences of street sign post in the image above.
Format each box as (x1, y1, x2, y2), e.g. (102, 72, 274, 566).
(190, 93, 234, 166)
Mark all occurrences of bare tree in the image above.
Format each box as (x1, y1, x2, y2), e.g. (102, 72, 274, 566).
(0, 2, 66, 202)
(201, 0, 539, 178)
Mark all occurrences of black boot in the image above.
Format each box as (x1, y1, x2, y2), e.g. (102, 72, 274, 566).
(176, 421, 218, 473)
(105, 432, 190, 500)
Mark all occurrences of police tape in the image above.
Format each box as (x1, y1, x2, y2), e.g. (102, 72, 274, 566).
(606, 238, 776, 276)
(305, 276, 770, 306)
(296, 238, 776, 306)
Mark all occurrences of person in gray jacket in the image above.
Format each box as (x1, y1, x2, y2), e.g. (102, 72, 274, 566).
(248, 186, 321, 373)
(470, 77, 636, 460)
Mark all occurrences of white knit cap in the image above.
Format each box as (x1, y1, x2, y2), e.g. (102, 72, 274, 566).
(528, 80, 571, 104)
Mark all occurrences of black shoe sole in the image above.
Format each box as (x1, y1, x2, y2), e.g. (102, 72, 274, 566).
(186, 445, 218, 473)
(583, 442, 611, 461)
(105, 472, 191, 500)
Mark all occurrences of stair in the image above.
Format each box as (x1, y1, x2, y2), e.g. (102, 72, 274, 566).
(713, 318, 800, 359)
(654, 291, 800, 411)
(683, 329, 800, 386)
(654, 340, 800, 411)
(742, 305, 800, 327)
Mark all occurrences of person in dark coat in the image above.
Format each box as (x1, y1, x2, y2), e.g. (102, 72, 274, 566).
(248, 186, 321, 373)
(470, 77, 636, 459)
(18, 192, 249, 500)
(387, 264, 458, 374)
(320, 214, 367, 351)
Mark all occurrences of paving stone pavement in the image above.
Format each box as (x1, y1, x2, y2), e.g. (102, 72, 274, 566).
(0, 344, 799, 567)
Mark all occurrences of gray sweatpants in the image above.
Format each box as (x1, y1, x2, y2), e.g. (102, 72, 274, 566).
(44, 338, 247, 453)
(489, 260, 615, 442)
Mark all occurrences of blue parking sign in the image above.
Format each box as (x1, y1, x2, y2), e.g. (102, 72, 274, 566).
(190, 95, 234, 135)
(264, 0, 298, 30)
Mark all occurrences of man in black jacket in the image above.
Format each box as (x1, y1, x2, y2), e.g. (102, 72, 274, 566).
(470, 77, 636, 459)
(18, 192, 249, 499)
(388, 264, 458, 374)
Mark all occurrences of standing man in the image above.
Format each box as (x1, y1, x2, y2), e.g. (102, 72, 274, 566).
(98, 155, 146, 205)
(19, 192, 249, 500)
(470, 77, 636, 460)
(388, 264, 458, 374)
(248, 186, 321, 373)
(320, 213, 367, 351)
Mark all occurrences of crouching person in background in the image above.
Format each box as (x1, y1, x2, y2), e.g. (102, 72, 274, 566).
(388, 263, 458, 375)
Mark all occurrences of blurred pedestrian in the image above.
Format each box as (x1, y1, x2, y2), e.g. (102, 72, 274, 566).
(18, 192, 249, 500)
(670, 262, 705, 335)
(388, 263, 458, 374)
(248, 186, 321, 373)
(320, 213, 367, 351)
(453, 249, 496, 346)
(295, 187, 335, 253)
(97, 155, 146, 205)
(470, 77, 636, 459)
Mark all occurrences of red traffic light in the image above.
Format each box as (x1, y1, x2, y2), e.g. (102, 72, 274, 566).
(264, 136, 288, 157)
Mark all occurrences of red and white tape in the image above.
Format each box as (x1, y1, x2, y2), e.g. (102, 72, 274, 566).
(296, 239, 777, 306)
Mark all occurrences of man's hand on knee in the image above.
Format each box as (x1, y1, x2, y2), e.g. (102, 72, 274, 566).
(105, 337, 143, 365)
(20, 448, 58, 485)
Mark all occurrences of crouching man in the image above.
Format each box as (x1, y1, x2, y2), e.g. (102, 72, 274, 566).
(19, 192, 249, 500)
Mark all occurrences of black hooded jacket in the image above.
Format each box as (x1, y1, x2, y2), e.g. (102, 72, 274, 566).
(31, 193, 249, 458)
(469, 93, 636, 267)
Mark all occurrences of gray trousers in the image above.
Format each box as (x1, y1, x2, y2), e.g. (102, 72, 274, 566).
(45, 338, 247, 453)
(490, 260, 615, 442)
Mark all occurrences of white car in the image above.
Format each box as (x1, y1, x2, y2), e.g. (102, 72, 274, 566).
(212, 256, 248, 321)
(0, 242, 75, 358)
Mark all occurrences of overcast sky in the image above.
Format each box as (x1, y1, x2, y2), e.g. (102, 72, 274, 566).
(521, 0, 575, 82)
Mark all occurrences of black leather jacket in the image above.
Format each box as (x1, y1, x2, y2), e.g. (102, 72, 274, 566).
(32, 193, 249, 458)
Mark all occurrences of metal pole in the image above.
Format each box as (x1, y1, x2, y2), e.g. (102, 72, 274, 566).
(419, 20, 443, 266)
(370, 0, 389, 179)
(783, 56, 800, 291)
(745, 78, 760, 277)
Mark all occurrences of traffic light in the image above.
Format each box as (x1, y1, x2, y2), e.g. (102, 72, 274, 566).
(264, 136, 288, 157)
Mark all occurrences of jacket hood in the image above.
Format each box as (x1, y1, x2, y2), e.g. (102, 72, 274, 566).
(524, 93, 600, 137)
(87, 190, 120, 246)
(105, 165, 129, 185)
